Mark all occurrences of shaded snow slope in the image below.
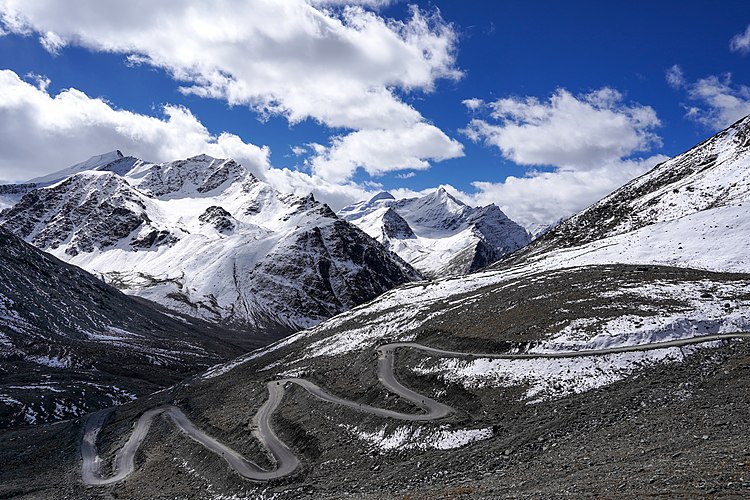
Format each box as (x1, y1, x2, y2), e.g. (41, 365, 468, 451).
(28, 150, 127, 184)
(339, 187, 530, 277)
(0, 154, 419, 333)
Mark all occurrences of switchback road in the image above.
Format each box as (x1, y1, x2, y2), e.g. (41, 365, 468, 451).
(81, 333, 750, 485)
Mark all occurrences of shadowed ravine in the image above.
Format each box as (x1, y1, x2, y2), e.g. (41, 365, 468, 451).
(81, 334, 750, 485)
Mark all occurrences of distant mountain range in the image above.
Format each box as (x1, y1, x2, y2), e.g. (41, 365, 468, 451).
(0, 152, 420, 334)
(339, 188, 530, 277)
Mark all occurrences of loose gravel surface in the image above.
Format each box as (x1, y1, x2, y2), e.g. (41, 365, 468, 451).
(1, 265, 749, 499)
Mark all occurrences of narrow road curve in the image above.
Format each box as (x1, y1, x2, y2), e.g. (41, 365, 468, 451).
(81, 333, 750, 485)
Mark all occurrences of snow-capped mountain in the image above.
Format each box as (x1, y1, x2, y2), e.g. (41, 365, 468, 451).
(6, 117, 750, 499)
(0, 226, 247, 427)
(0, 153, 420, 334)
(338, 188, 530, 277)
(506, 113, 750, 273)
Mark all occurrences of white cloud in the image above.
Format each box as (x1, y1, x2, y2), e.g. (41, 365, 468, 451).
(38, 30, 64, 55)
(0, 0, 462, 181)
(730, 24, 750, 54)
(290, 145, 308, 156)
(462, 98, 484, 111)
(463, 88, 661, 170)
(460, 87, 665, 228)
(308, 0, 395, 8)
(310, 123, 463, 182)
(0, 69, 377, 212)
(0, 0, 460, 128)
(0, 69, 271, 183)
(467, 155, 668, 230)
(685, 74, 750, 129)
(665, 64, 685, 89)
(667, 67, 750, 130)
(264, 166, 370, 211)
(24, 72, 50, 92)
(395, 171, 416, 179)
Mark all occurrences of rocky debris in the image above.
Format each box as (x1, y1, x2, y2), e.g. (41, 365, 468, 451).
(130, 229, 178, 249)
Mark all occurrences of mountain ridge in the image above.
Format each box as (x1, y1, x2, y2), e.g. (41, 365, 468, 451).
(498, 113, 750, 273)
(0, 153, 421, 334)
(339, 187, 530, 277)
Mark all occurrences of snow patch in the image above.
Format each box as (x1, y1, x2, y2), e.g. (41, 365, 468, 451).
(341, 423, 493, 451)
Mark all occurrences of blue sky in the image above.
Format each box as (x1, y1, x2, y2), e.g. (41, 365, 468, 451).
(0, 0, 749, 227)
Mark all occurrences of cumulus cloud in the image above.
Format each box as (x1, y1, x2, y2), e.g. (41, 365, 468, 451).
(264, 166, 370, 211)
(730, 24, 750, 54)
(0, 69, 272, 182)
(462, 98, 484, 111)
(290, 145, 308, 156)
(0, 0, 463, 181)
(0, 69, 379, 211)
(667, 66, 750, 129)
(310, 123, 463, 182)
(463, 88, 661, 170)
(460, 88, 664, 228)
(467, 155, 668, 230)
(685, 75, 750, 128)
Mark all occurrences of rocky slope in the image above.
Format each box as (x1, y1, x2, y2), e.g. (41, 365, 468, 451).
(339, 188, 530, 277)
(2, 263, 749, 498)
(0, 153, 420, 334)
(0, 226, 251, 428)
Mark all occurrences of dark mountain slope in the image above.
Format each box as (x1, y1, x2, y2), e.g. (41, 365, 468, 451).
(0, 226, 255, 427)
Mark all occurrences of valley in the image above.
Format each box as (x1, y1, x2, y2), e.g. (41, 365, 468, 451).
(2, 106, 750, 499)
(80, 333, 750, 487)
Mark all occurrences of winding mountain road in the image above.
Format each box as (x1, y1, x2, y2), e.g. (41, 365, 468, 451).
(81, 333, 750, 485)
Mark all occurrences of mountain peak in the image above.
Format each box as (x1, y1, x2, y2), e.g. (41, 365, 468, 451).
(186, 153, 220, 163)
(368, 191, 395, 203)
(428, 186, 465, 207)
(28, 150, 126, 184)
(339, 185, 529, 276)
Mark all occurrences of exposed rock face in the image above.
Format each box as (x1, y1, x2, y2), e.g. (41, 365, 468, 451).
(339, 187, 530, 277)
(0, 153, 420, 333)
(381, 208, 415, 240)
(199, 206, 235, 233)
(2, 172, 149, 256)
